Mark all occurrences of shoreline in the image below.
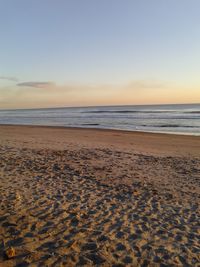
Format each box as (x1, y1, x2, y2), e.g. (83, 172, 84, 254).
(1, 123, 200, 137)
(0, 124, 200, 157)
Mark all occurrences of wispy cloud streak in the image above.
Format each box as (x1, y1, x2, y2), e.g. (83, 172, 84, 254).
(17, 81, 54, 88)
(0, 76, 19, 82)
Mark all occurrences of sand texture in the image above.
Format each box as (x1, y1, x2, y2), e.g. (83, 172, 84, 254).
(0, 126, 200, 266)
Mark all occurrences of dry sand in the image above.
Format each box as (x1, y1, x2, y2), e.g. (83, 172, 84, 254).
(0, 125, 200, 266)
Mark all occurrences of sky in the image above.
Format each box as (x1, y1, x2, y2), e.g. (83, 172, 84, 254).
(0, 0, 200, 109)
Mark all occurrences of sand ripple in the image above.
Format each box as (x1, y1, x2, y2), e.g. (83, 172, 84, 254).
(0, 146, 200, 266)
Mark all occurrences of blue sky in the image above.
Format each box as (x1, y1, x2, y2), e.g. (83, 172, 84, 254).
(0, 0, 200, 108)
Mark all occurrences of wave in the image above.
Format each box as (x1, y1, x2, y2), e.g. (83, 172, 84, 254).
(142, 124, 199, 128)
(184, 111, 200, 114)
(82, 110, 178, 114)
(83, 110, 138, 113)
(81, 123, 100, 126)
(83, 110, 200, 114)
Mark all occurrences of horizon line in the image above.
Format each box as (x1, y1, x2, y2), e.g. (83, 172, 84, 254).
(0, 102, 199, 111)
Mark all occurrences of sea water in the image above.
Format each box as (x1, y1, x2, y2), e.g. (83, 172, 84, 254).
(0, 103, 199, 135)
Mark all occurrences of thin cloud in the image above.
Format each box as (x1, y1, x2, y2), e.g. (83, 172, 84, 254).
(126, 80, 166, 90)
(17, 81, 55, 88)
(0, 76, 19, 82)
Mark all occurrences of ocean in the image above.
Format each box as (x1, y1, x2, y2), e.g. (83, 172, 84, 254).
(0, 103, 200, 135)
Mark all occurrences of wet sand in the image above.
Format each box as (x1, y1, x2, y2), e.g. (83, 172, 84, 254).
(0, 125, 200, 266)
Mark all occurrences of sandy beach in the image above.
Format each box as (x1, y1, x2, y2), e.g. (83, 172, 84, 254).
(0, 125, 200, 266)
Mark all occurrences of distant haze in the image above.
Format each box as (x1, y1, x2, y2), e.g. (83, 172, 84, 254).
(0, 1, 200, 109)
